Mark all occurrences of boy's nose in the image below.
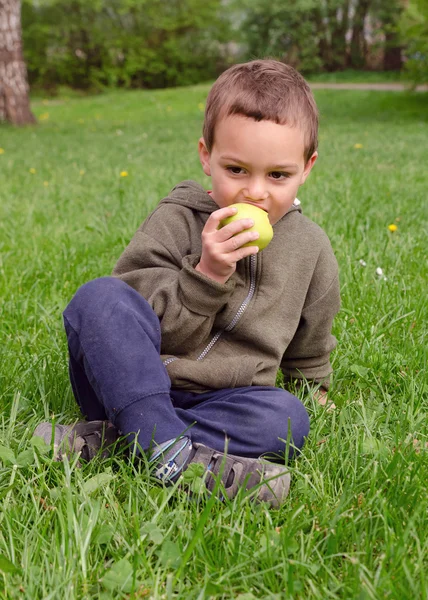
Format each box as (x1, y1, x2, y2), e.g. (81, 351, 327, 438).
(243, 179, 268, 201)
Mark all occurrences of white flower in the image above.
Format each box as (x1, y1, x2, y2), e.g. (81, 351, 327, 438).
(376, 267, 383, 276)
(359, 259, 367, 267)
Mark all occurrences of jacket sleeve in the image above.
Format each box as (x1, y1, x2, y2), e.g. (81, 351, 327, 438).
(280, 243, 340, 390)
(112, 204, 236, 354)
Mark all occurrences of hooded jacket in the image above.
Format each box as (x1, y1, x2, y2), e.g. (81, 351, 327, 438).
(113, 180, 340, 392)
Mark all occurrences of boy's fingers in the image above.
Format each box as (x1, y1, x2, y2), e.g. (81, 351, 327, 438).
(222, 230, 259, 251)
(216, 218, 255, 242)
(229, 245, 259, 262)
(204, 206, 238, 233)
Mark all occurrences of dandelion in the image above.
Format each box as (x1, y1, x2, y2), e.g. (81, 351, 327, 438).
(354, 143, 363, 149)
(79, 169, 85, 176)
(388, 224, 398, 232)
(29, 168, 36, 174)
(39, 112, 49, 121)
(0, 148, 5, 154)
(198, 102, 205, 111)
(78, 118, 85, 124)
(43, 181, 49, 187)
(120, 171, 128, 177)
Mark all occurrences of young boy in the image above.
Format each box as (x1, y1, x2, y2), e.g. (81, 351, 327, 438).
(35, 60, 340, 507)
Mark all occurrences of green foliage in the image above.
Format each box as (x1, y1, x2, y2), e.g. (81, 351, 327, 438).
(22, 0, 232, 91)
(400, 0, 428, 84)
(233, 0, 322, 73)
(234, 0, 407, 74)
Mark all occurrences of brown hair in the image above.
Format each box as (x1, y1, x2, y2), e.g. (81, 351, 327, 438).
(203, 59, 318, 164)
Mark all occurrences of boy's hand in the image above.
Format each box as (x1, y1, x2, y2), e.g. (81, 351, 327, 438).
(315, 387, 336, 411)
(195, 206, 260, 283)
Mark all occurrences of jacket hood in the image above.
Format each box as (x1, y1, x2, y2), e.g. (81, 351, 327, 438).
(160, 180, 303, 218)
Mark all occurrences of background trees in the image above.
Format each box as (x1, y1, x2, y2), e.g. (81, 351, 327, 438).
(234, 0, 406, 73)
(0, 0, 35, 124)
(400, 0, 428, 84)
(21, 0, 231, 91)
(1, 0, 426, 110)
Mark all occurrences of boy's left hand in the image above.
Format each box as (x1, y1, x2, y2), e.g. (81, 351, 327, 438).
(315, 387, 336, 411)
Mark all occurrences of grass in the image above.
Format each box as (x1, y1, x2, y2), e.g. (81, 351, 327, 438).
(306, 69, 411, 84)
(0, 84, 427, 599)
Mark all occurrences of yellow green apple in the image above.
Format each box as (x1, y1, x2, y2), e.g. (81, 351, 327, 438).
(219, 203, 273, 251)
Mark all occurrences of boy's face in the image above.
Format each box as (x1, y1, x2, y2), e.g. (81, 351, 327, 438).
(198, 115, 317, 225)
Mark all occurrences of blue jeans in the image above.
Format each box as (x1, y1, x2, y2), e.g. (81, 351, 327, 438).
(63, 277, 310, 459)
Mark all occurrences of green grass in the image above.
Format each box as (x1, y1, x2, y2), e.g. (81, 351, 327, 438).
(306, 69, 411, 84)
(1, 85, 427, 599)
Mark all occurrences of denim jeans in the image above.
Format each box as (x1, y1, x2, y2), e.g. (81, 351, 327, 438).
(63, 277, 310, 458)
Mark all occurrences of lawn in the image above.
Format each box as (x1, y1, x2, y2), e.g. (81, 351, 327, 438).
(0, 85, 427, 599)
(306, 69, 412, 84)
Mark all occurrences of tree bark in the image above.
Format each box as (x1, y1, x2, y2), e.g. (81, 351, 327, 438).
(383, 34, 402, 70)
(0, 0, 36, 125)
(349, 0, 371, 68)
(330, 0, 350, 69)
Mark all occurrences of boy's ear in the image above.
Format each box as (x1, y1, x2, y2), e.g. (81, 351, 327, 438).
(198, 137, 211, 176)
(300, 151, 318, 185)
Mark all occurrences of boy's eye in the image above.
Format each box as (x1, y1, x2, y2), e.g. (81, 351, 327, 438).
(270, 171, 290, 180)
(227, 166, 244, 175)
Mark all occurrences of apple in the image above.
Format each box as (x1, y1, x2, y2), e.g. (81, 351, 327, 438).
(219, 203, 273, 251)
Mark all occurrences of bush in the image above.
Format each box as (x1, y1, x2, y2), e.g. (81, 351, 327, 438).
(22, 0, 233, 91)
(400, 0, 428, 85)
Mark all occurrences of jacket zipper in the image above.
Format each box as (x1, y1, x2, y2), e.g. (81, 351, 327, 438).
(197, 253, 257, 360)
(163, 254, 258, 365)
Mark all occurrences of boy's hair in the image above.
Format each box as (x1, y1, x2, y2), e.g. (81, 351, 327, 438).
(203, 59, 318, 164)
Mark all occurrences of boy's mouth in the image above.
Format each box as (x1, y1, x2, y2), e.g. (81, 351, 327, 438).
(241, 202, 268, 213)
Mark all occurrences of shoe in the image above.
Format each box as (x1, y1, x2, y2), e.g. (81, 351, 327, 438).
(185, 443, 291, 508)
(33, 420, 120, 462)
(33, 423, 291, 507)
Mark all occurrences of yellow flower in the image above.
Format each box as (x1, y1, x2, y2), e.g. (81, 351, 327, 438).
(78, 118, 85, 124)
(43, 181, 49, 187)
(354, 143, 363, 149)
(388, 224, 398, 232)
(39, 112, 49, 121)
(0, 148, 5, 154)
(29, 168, 36, 174)
(198, 102, 205, 111)
(120, 171, 128, 177)
(79, 169, 85, 176)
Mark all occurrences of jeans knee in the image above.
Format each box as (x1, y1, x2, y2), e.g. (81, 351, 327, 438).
(64, 277, 157, 333)
(263, 392, 309, 456)
(67, 277, 124, 313)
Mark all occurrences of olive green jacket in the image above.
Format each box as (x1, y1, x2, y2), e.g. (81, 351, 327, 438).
(113, 180, 340, 392)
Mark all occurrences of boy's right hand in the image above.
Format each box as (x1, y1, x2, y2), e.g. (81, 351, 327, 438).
(195, 206, 260, 284)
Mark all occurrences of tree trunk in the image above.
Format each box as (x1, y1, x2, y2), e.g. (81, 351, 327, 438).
(383, 37, 402, 70)
(330, 0, 350, 69)
(383, 23, 403, 70)
(349, 0, 371, 68)
(0, 0, 36, 125)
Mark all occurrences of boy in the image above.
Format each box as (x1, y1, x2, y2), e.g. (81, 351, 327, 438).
(35, 60, 340, 507)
